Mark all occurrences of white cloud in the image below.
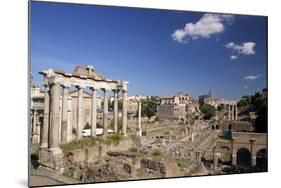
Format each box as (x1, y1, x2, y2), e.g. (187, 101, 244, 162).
(243, 85, 248, 89)
(230, 55, 237, 59)
(244, 74, 262, 80)
(171, 13, 234, 43)
(226, 42, 256, 55)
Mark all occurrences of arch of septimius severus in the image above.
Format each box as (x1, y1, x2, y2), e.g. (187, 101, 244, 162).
(37, 65, 128, 170)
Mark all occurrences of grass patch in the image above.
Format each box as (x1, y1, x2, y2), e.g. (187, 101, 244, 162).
(148, 127, 173, 134)
(129, 147, 144, 153)
(152, 149, 162, 156)
(174, 158, 192, 168)
(60, 133, 123, 153)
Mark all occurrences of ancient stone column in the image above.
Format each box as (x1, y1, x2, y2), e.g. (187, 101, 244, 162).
(67, 97, 73, 141)
(213, 147, 219, 170)
(32, 110, 38, 143)
(138, 101, 142, 136)
(49, 83, 61, 149)
(231, 137, 237, 165)
(231, 105, 235, 121)
(40, 84, 50, 148)
(196, 151, 201, 163)
(61, 84, 69, 143)
(122, 89, 128, 136)
(228, 104, 231, 120)
(113, 89, 119, 133)
(90, 87, 97, 137)
(235, 105, 238, 120)
(102, 88, 109, 135)
(250, 139, 257, 166)
(76, 86, 84, 140)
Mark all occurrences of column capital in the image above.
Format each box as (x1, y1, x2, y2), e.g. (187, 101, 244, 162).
(43, 82, 50, 88)
(101, 88, 110, 92)
(89, 86, 98, 91)
(61, 83, 71, 88)
(75, 85, 85, 89)
(112, 89, 120, 93)
(121, 81, 129, 92)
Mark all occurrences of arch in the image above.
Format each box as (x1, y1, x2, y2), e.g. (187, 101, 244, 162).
(236, 148, 251, 167)
(256, 148, 267, 171)
(216, 124, 219, 129)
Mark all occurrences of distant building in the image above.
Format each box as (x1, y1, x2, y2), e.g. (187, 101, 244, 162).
(157, 93, 196, 120)
(199, 90, 212, 105)
(199, 90, 236, 109)
(127, 95, 151, 115)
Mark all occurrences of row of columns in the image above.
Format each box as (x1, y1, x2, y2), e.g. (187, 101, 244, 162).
(39, 82, 128, 150)
(228, 104, 238, 121)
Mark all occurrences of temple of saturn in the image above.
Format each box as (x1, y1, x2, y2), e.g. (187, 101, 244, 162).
(37, 65, 129, 170)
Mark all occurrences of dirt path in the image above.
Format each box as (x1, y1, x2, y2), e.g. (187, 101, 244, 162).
(29, 175, 64, 187)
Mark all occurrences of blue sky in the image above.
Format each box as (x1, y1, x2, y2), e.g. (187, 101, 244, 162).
(30, 1, 267, 100)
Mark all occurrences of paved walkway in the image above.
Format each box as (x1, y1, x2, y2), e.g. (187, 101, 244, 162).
(29, 175, 63, 187)
(30, 165, 79, 187)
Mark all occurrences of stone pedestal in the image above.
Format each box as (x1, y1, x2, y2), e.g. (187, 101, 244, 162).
(39, 147, 63, 171)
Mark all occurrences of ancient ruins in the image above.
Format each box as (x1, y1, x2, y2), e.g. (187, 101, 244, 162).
(34, 65, 129, 170)
(30, 65, 267, 186)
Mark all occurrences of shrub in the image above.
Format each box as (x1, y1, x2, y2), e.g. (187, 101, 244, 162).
(129, 147, 139, 152)
(152, 149, 161, 156)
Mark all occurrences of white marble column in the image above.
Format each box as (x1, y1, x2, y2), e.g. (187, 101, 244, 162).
(40, 84, 50, 148)
(138, 101, 142, 136)
(32, 110, 37, 139)
(102, 89, 109, 135)
(76, 86, 84, 140)
(231, 105, 234, 121)
(49, 83, 61, 150)
(235, 104, 238, 120)
(228, 104, 230, 120)
(113, 89, 118, 133)
(122, 89, 128, 136)
(91, 87, 97, 137)
(61, 84, 69, 143)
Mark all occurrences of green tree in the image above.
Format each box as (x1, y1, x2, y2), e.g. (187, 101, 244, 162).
(199, 104, 216, 120)
(140, 96, 159, 119)
(254, 96, 267, 133)
(217, 104, 224, 111)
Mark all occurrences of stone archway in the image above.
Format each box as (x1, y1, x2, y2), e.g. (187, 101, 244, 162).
(256, 149, 267, 171)
(236, 148, 251, 167)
